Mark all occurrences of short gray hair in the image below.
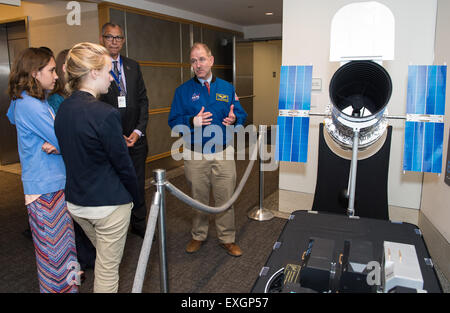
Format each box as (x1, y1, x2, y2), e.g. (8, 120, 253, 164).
(101, 22, 124, 36)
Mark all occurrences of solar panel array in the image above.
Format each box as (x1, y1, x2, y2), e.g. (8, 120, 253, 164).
(403, 65, 447, 173)
(276, 65, 313, 163)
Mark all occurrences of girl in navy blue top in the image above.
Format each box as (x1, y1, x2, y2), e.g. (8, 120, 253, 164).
(55, 42, 138, 293)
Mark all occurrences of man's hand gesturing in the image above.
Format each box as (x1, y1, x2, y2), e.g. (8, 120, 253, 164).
(222, 104, 236, 126)
(193, 106, 213, 127)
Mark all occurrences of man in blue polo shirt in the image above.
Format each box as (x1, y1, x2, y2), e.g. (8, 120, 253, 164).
(168, 43, 247, 257)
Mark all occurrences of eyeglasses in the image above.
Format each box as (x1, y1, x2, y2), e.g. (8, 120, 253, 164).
(102, 35, 125, 42)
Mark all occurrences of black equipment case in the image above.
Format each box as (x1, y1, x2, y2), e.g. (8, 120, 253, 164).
(251, 210, 442, 293)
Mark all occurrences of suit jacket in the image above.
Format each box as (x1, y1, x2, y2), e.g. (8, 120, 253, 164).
(100, 55, 149, 149)
(55, 90, 139, 207)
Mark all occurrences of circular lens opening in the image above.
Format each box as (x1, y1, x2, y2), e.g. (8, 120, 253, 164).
(329, 61, 392, 118)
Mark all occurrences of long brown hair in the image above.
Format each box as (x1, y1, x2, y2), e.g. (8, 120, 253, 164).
(7, 47, 54, 100)
(50, 49, 70, 97)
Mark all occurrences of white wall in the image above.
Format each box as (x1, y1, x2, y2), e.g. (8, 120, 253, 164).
(281, 0, 437, 210)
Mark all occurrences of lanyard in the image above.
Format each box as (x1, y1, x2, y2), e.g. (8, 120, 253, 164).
(110, 57, 124, 93)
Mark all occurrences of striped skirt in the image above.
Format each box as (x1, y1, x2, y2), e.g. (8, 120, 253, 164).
(27, 190, 79, 293)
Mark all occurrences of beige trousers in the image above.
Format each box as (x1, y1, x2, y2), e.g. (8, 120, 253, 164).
(184, 148, 237, 244)
(70, 203, 132, 293)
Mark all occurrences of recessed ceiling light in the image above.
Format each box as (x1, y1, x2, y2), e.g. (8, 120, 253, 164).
(265, 12, 274, 16)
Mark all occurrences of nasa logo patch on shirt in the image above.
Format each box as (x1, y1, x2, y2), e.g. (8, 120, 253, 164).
(191, 93, 200, 101)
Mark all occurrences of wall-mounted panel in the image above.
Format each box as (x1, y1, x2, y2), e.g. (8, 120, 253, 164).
(235, 42, 253, 125)
(213, 68, 233, 83)
(235, 77, 253, 97)
(238, 97, 253, 126)
(202, 27, 233, 65)
(141, 66, 181, 109)
(181, 23, 191, 63)
(147, 112, 177, 157)
(126, 11, 180, 62)
(193, 25, 202, 43)
(109, 8, 127, 55)
(183, 66, 192, 83)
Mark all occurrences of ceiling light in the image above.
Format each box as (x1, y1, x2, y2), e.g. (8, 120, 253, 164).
(265, 12, 274, 16)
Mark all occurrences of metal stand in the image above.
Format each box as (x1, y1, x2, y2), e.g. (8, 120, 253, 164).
(347, 130, 360, 217)
(154, 169, 169, 293)
(248, 125, 274, 221)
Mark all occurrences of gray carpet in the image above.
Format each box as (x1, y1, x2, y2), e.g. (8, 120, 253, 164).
(0, 171, 40, 292)
(0, 158, 284, 293)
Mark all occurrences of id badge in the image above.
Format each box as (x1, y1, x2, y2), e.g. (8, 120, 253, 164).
(118, 96, 126, 108)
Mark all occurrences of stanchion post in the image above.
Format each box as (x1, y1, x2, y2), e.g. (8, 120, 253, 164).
(153, 169, 169, 293)
(347, 130, 360, 217)
(248, 125, 274, 221)
(131, 191, 161, 293)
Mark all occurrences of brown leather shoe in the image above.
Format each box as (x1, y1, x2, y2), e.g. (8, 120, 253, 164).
(186, 239, 203, 253)
(221, 243, 243, 257)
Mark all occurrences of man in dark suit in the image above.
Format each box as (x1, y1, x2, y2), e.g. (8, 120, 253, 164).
(100, 22, 149, 238)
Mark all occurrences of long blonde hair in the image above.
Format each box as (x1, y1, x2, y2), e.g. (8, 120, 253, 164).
(65, 42, 109, 94)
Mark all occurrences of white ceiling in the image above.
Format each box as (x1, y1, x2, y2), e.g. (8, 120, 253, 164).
(23, 0, 283, 27)
(144, 0, 283, 26)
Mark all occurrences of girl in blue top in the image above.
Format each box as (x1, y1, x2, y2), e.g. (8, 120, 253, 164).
(47, 49, 70, 114)
(6, 47, 79, 293)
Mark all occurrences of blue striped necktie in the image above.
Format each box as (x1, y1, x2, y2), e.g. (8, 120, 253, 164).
(113, 61, 126, 96)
